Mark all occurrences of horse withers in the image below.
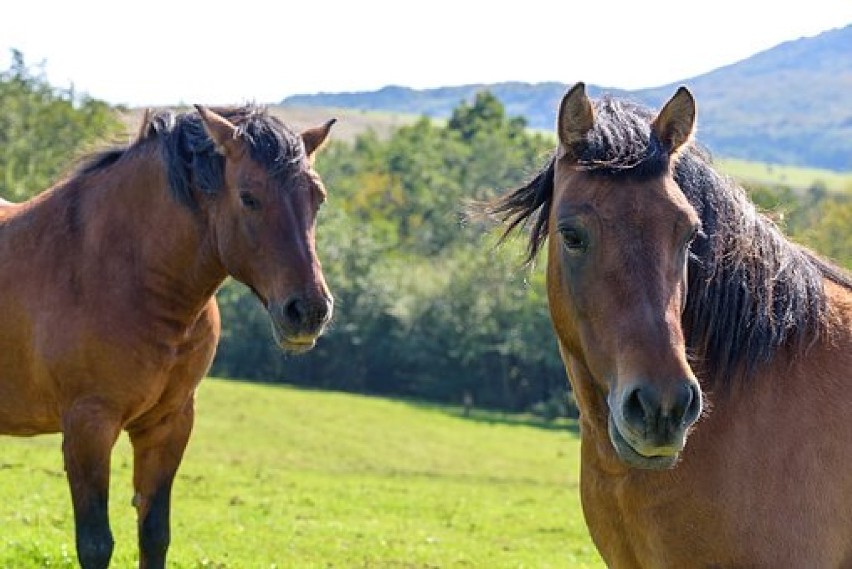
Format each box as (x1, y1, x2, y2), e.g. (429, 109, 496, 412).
(487, 83, 852, 567)
(0, 105, 335, 568)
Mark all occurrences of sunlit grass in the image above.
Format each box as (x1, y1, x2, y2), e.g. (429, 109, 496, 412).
(0, 379, 603, 568)
(717, 157, 852, 192)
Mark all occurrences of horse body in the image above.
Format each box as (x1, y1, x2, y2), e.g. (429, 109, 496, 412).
(0, 105, 335, 568)
(490, 83, 852, 568)
(0, 151, 219, 435)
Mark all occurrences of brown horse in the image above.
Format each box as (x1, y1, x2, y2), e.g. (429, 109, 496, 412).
(0, 105, 335, 568)
(488, 83, 852, 568)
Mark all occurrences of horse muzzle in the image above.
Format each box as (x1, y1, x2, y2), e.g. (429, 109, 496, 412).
(607, 380, 702, 470)
(268, 293, 333, 353)
(608, 414, 684, 469)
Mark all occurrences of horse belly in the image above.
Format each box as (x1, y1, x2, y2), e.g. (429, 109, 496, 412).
(0, 338, 62, 435)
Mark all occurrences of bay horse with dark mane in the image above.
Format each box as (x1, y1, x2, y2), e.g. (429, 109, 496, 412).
(487, 83, 852, 567)
(0, 105, 335, 568)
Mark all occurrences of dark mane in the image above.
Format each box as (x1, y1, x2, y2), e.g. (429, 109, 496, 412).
(575, 97, 669, 179)
(77, 149, 126, 175)
(486, 94, 852, 387)
(75, 104, 305, 209)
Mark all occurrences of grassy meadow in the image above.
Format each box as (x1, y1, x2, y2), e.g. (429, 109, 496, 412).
(716, 157, 852, 192)
(0, 379, 603, 568)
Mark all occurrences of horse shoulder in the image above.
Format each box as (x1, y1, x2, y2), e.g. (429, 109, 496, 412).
(104, 298, 220, 434)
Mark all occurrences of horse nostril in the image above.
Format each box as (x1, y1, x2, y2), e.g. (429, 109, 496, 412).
(667, 382, 702, 427)
(670, 383, 689, 424)
(622, 385, 659, 429)
(284, 296, 307, 327)
(681, 382, 702, 426)
(622, 381, 702, 434)
(282, 294, 332, 333)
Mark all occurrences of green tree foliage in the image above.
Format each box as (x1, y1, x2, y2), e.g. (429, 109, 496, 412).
(747, 181, 852, 270)
(0, 50, 123, 201)
(214, 92, 571, 414)
(801, 196, 852, 268)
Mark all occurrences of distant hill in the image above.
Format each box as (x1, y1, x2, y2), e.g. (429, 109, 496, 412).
(283, 24, 852, 171)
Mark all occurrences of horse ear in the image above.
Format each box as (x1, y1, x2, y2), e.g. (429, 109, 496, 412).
(135, 108, 152, 141)
(195, 105, 243, 159)
(557, 82, 594, 156)
(301, 118, 337, 157)
(651, 87, 696, 154)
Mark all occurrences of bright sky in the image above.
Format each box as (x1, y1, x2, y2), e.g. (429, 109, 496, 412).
(2, 0, 850, 107)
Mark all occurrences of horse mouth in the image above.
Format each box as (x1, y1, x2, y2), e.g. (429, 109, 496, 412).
(269, 320, 322, 354)
(272, 326, 320, 354)
(607, 415, 682, 470)
(280, 337, 317, 354)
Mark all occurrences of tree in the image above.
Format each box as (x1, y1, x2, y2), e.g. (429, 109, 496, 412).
(799, 195, 852, 269)
(212, 92, 571, 416)
(0, 49, 123, 201)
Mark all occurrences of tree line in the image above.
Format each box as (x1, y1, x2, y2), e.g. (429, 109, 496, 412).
(3, 53, 850, 418)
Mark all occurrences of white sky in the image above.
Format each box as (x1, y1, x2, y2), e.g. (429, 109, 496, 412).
(2, 0, 850, 107)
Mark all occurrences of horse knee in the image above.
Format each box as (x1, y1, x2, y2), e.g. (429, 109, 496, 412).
(76, 530, 114, 569)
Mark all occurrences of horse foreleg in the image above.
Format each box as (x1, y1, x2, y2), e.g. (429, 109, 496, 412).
(128, 397, 195, 569)
(62, 398, 122, 569)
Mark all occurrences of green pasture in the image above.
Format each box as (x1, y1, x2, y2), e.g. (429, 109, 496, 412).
(716, 157, 852, 192)
(0, 379, 603, 568)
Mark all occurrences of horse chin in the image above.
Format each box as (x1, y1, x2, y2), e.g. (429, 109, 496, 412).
(607, 415, 681, 470)
(270, 322, 319, 354)
(280, 339, 317, 354)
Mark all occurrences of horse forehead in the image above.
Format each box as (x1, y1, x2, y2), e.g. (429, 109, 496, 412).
(556, 170, 693, 225)
(236, 157, 321, 193)
(273, 168, 327, 209)
(289, 166, 325, 197)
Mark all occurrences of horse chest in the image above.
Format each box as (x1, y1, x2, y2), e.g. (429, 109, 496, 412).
(582, 430, 852, 569)
(581, 454, 732, 569)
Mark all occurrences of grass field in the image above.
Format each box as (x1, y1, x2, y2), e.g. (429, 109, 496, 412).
(716, 157, 852, 192)
(0, 379, 604, 568)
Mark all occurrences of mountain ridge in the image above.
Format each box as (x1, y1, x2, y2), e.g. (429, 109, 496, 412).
(283, 24, 851, 171)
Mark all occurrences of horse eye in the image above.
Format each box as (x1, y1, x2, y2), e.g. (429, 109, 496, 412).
(239, 191, 261, 210)
(560, 227, 587, 252)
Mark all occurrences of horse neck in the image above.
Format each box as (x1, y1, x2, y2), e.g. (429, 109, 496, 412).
(69, 147, 226, 326)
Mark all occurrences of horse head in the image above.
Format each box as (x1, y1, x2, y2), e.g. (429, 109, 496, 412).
(196, 106, 335, 353)
(546, 84, 703, 469)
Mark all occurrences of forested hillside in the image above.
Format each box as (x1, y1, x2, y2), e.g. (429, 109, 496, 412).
(3, 53, 851, 418)
(283, 24, 852, 170)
